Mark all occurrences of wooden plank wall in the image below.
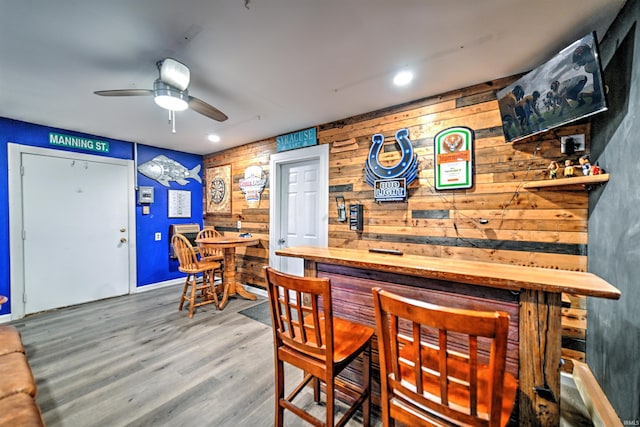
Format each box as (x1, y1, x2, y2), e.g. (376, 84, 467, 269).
(203, 76, 590, 371)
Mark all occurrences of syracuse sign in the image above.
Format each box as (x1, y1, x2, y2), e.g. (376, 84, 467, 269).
(276, 127, 317, 152)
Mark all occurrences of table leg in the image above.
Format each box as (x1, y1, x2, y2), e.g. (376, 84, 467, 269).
(219, 247, 257, 309)
(519, 289, 562, 426)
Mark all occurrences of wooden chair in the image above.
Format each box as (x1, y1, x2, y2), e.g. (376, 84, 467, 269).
(372, 287, 518, 427)
(264, 266, 374, 427)
(196, 228, 224, 262)
(172, 233, 221, 317)
(196, 227, 224, 282)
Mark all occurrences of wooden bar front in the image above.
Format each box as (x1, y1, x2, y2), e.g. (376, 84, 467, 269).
(276, 246, 620, 426)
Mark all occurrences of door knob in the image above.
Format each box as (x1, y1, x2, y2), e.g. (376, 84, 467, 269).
(278, 238, 285, 244)
(120, 237, 127, 243)
(120, 227, 126, 232)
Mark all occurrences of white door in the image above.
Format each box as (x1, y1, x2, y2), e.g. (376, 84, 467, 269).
(21, 152, 132, 314)
(278, 160, 321, 276)
(269, 144, 329, 276)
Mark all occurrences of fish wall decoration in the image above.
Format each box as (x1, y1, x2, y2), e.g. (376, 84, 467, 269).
(137, 155, 202, 187)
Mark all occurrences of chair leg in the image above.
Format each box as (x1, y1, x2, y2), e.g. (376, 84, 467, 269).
(313, 377, 321, 403)
(325, 377, 335, 427)
(362, 343, 371, 427)
(188, 273, 197, 318)
(178, 275, 189, 312)
(207, 269, 219, 309)
(274, 359, 285, 427)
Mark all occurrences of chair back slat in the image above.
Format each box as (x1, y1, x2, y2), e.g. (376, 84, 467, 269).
(265, 267, 332, 360)
(469, 335, 479, 417)
(373, 287, 515, 427)
(412, 322, 423, 396)
(438, 329, 449, 406)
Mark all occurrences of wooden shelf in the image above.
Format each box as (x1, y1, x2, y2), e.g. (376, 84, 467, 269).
(523, 173, 609, 189)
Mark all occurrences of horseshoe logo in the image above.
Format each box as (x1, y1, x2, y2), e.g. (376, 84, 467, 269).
(364, 128, 418, 187)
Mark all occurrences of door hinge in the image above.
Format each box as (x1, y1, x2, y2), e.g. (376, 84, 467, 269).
(23, 293, 27, 303)
(20, 164, 24, 176)
(22, 230, 26, 240)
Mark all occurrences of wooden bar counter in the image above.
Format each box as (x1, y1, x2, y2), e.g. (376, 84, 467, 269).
(275, 246, 620, 426)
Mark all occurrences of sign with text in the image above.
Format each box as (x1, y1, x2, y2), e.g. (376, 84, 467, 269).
(276, 127, 317, 152)
(49, 132, 110, 153)
(434, 126, 474, 190)
(374, 178, 407, 202)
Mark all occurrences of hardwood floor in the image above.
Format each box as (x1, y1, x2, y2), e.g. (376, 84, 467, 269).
(10, 284, 375, 427)
(9, 284, 591, 426)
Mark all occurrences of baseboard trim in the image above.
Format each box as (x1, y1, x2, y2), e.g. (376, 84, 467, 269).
(135, 278, 183, 293)
(244, 284, 267, 299)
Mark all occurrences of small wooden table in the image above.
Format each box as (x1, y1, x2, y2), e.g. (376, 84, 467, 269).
(196, 236, 259, 309)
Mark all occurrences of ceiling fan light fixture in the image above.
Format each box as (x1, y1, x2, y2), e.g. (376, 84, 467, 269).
(159, 58, 190, 91)
(153, 80, 189, 111)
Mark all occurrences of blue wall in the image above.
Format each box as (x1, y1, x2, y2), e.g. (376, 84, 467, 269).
(135, 144, 203, 286)
(0, 117, 203, 316)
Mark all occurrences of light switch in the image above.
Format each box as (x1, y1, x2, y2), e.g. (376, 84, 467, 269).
(155, 232, 161, 241)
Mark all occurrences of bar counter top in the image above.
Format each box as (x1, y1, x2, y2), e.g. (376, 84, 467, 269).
(275, 246, 620, 300)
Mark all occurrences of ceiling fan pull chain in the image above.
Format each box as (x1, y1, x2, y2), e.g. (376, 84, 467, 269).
(171, 110, 176, 133)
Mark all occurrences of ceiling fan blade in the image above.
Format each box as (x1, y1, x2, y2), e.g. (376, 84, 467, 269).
(94, 89, 154, 97)
(188, 96, 228, 122)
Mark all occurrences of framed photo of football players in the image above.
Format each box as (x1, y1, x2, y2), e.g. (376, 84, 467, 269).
(206, 164, 231, 214)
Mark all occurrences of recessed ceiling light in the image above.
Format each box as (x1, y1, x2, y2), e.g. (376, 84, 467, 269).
(207, 134, 221, 142)
(393, 70, 413, 86)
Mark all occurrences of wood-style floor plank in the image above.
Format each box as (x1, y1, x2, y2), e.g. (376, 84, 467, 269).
(8, 284, 590, 426)
(10, 285, 377, 427)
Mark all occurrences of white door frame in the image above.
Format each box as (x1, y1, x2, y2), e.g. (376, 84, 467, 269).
(269, 144, 329, 270)
(7, 143, 137, 320)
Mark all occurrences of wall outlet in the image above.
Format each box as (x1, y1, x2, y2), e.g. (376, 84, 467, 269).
(237, 220, 242, 229)
(155, 232, 161, 241)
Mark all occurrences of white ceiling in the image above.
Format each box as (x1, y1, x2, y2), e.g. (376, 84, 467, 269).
(1, 0, 625, 155)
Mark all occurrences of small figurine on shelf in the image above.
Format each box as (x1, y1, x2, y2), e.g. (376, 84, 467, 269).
(563, 159, 575, 177)
(548, 161, 559, 179)
(590, 162, 604, 175)
(579, 155, 591, 176)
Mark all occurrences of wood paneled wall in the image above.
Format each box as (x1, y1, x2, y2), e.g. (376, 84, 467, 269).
(203, 75, 591, 370)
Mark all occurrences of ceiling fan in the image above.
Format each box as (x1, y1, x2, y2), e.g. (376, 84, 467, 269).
(94, 58, 228, 131)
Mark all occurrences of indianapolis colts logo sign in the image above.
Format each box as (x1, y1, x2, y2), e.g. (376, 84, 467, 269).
(364, 128, 419, 187)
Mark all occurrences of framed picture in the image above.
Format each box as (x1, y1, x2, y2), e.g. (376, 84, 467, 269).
(168, 190, 191, 218)
(206, 164, 231, 214)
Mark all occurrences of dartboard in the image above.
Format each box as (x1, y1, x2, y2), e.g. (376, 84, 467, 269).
(210, 177, 226, 204)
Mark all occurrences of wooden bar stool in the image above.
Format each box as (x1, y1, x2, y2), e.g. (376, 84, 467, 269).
(196, 227, 225, 285)
(172, 233, 221, 317)
(264, 266, 374, 427)
(196, 228, 224, 263)
(372, 287, 518, 427)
